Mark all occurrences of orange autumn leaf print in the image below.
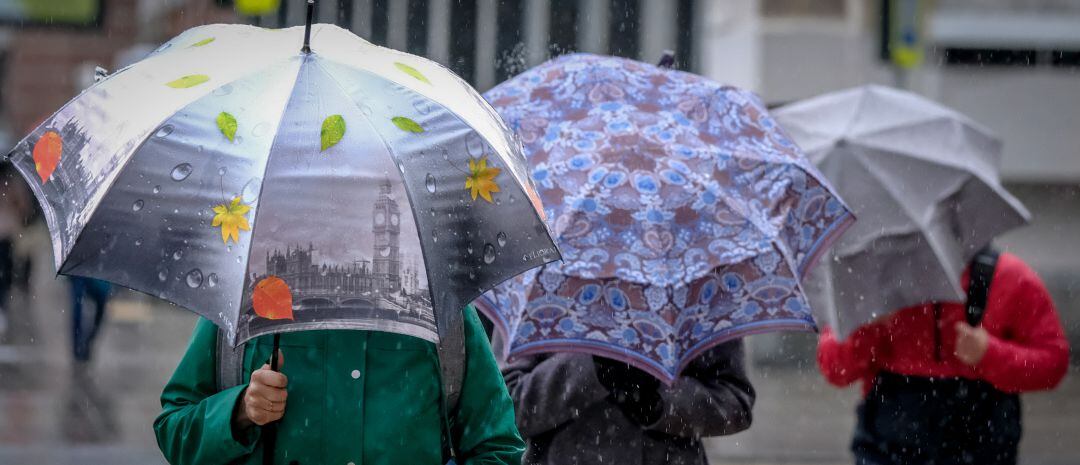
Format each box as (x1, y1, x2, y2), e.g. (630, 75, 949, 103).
(32, 131, 62, 183)
(211, 196, 251, 244)
(253, 276, 294, 320)
(465, 157, 501, 203)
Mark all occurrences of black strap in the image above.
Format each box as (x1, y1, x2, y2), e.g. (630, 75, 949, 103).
(965, 246, 1000, 326)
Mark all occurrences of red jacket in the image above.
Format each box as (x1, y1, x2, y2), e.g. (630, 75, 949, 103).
(817, 253, 1070, 396)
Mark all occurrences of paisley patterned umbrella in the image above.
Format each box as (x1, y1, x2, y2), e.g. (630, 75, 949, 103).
(4, 22, 558, 347)
(476, 54, 854, 382)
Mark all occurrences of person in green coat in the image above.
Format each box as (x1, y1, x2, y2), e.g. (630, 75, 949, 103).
(154, 305, 525, 465)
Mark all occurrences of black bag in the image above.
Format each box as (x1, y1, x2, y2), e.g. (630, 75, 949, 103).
(852, 247, 1022, 465)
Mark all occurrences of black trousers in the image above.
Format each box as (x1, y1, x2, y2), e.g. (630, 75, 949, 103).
(853, 372, 1021, 465)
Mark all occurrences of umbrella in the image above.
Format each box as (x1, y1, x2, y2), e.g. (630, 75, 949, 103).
(476, 53, 854, 383)
(773, 85, 1030, 337)
(5, 20, 558, 348)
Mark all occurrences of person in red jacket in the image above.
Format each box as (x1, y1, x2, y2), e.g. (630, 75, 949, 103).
(818, 251, 1069, 465)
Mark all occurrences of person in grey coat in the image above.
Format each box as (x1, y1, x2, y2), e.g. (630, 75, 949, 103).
(493, 333, 755, 465)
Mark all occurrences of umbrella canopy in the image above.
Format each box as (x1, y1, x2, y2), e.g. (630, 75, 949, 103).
(477, 53, 854, 382)
(5, 23, 557, 345)
(773, 85, 1030, 337)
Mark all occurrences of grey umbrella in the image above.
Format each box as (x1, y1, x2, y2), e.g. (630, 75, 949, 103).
(774, 85, 1029, 336)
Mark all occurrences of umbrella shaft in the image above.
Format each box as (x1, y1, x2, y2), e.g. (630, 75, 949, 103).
(302, 0, 315, 53)
(264, 333, 281, 465)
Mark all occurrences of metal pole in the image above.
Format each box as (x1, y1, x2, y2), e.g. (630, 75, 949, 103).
(302, 0, 316, 53)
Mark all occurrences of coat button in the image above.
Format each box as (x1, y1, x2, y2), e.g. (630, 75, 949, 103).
(350, 369, 361, 379)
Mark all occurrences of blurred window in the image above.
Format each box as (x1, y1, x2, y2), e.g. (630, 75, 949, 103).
(495, 0, 525, 82)
(407, 0, 429, 55)
(371, 0, 389, 46)
(676, 0, 695, 71)
(943, 48, 1037, 66)
(549, 0, 579, 57)
(762, 0, 845, 18)
(450, 0, 477, 82)
(609, 0, 639, 59)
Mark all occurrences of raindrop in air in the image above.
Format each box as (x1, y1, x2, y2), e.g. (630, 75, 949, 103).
(207, 273, 218, 287)
(429, 208, 435, 217)
(397, 162, 405, 174)
(185, 269, 203, 288)
(235, 256, 243, 263)
(155, 125, 174, 138)
(171, 163, 193, 181)
(173, 250, 183, 261)
(432, 229, 438, 243)
(425, 174, 437, 193)
(153, 185, 161, 194)
(218, 167, 227, 176)
(132, 200, 144, 211)
(134, 239, 142, 246)
(158, 270, 168, 282)
(467, 245, 474, 255)
(483, 244, 496, 264)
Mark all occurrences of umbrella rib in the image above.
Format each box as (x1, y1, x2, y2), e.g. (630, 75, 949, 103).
(231, 58, 309, 343)
(850, 151, 966, 296)
(310, 58, 461, 344)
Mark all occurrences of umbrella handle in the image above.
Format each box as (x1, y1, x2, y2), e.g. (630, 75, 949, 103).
(656, 50, 676, 69)
(302, 0, 315, 54)
(263, 333, 282, 465)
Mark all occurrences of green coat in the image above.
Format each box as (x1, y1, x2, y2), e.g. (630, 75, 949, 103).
(154, 305, 524, 465)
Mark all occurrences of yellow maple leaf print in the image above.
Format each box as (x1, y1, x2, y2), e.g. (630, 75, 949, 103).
(465, 157, 501, 203)
(211, 196, 251, 244)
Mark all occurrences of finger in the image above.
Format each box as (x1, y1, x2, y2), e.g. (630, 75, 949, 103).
(258, 397, 285, 413)
(259, 386, 288, 403)
(252, 369, 288, 388)
(247, 408, 268, 425)
(954, 321, 973, 335)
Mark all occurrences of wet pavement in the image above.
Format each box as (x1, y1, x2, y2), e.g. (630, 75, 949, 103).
(0, 223, 1076, 464)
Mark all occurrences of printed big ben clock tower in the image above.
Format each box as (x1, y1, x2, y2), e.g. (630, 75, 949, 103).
(372, 178, 402, 293)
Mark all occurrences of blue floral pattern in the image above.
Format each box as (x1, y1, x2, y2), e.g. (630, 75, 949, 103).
(477, 54, 853, 382)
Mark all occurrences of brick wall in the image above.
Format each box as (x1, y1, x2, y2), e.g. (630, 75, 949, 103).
(1, 0, 238, 137)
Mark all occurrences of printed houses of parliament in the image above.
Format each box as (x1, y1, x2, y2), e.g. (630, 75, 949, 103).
(258, 179, 427, 314)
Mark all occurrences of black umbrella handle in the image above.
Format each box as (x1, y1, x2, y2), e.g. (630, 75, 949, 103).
(656, 50, 676, 69)
(302, 0, 315, 54)
(263, 333, 282, 465)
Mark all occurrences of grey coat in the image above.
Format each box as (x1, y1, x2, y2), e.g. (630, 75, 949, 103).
(492, 336, 755, 465)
